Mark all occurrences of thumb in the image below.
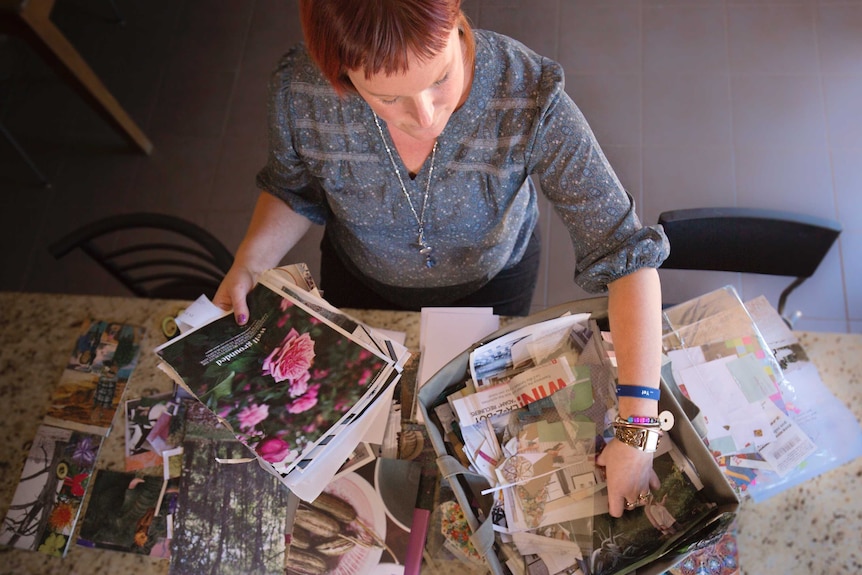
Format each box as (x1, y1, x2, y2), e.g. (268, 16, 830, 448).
(596, 447, 607, 467)
(231, 286, 250, 326)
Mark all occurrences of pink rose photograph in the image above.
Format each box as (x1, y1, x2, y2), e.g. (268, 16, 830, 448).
(156, 283, 390, 470)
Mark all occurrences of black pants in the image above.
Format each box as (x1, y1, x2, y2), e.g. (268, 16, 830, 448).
(319, 230, 541, 316)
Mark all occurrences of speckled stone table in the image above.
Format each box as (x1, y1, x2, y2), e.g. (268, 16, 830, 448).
(735, 331, 862, 575)
(0, 292, 859, 574)
(0, 292, 425, 575)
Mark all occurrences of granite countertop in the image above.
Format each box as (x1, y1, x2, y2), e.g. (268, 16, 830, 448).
(0, 293, 430, 575)
(735, 331, 862, 574)
(0, 292, 859, 574)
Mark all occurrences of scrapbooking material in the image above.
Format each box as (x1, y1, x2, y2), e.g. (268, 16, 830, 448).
(661, 287, 862, 502)
(422, 308, 725, 575)
(154, 265, 410, 502)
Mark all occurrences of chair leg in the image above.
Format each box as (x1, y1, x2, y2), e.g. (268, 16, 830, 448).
(0, 121, 51, 187)
(14, 5, 153, 154)
(778, 277, 806, 329)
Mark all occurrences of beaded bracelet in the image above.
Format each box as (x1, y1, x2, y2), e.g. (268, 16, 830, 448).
(616, 384, 660, 401)
(620, 415, 662, 425)
(613, 416, 660, 429)
(614, 412, 676, 432)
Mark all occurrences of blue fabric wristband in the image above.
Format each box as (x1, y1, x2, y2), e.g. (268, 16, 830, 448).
(616, 384, 660, 401)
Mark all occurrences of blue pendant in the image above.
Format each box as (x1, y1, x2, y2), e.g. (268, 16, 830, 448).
(415, 228, 436, 268)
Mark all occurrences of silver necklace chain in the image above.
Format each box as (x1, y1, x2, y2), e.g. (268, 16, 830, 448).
(373, 113, 438, 268)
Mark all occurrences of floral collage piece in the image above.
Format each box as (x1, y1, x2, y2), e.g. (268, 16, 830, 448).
(438, 500, 486, 566)
(44, 319, 146, 436)
(155, 281, 391, 473)
(669, 526, 739, 575)
(77, 469, 175, 555)
(0, 424, 102, 557)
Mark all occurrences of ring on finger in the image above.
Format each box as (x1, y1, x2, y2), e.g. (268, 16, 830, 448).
(638, 492, 650, 501)
(624, 500, 636, 510)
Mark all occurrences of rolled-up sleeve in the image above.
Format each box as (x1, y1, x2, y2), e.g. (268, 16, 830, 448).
(527, 59, 669, 293)
(255, 50, 330, 226)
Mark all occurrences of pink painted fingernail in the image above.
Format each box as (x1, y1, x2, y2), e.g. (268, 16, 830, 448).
(238, 314, 247, 324)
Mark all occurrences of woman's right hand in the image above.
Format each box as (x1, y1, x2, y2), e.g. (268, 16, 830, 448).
(211, 193, 315, 325)
(213, 264, 257, 325)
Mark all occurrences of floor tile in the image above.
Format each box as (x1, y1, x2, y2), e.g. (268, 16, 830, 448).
(567, 74, 641, 147)
(643, 73, 733, 148)
(557, 0, 641, 75)
(643, 3, 728, 74)
(816, 4, 862, 76)
(734, 146, 836, 219)
(727, 4, 820, 75)
(642, 146, 737, 226)
(841, 230, 862, 319)
(731, 74, 828, 149)
(830, 147, 862, 231)
(822, 74, 862, 148)
(476, 0, 560, 59)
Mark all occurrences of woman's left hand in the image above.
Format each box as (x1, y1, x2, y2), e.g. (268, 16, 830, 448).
(596, 438, 661, 517)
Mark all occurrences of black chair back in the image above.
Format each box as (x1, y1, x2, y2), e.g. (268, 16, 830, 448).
(49, 213, 234, 300)
(658, 207, 841, 321)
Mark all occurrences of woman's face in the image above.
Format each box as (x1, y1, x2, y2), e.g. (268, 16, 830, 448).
(348, 26, 468, 143)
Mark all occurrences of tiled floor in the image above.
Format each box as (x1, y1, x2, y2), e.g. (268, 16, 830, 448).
(1, 0, 859, 333)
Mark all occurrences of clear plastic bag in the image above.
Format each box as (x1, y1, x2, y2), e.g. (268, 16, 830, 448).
(660, 286, 862, 502)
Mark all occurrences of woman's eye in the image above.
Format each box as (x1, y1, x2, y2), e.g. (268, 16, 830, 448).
(380, 97, 398, 105)
(434, 74, 449, 86)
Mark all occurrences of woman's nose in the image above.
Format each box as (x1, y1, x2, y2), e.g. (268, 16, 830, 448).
(411, 93, 435, 128)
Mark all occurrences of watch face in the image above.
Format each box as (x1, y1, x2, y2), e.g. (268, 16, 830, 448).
(614, 425, 661, 452)
(644, 430, 660, 451)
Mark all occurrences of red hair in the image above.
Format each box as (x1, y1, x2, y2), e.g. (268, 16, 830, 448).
(299, 0, 474, 96)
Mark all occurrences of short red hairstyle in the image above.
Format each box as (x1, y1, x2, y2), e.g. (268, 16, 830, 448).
(299, 0, 474, 96)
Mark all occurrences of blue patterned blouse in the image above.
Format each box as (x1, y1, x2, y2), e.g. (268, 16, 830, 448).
(256, 30, 668, 294)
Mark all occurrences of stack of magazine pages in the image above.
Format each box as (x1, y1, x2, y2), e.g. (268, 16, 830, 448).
(661, 286, 862, 503)
(427, 312, 719, 575)
(154, 266, 410, 502)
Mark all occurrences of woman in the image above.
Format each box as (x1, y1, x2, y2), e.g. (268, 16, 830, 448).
(214, 0, 668, 518)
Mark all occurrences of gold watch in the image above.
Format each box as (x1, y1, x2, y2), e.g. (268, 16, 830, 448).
(614, 425, 662, 452)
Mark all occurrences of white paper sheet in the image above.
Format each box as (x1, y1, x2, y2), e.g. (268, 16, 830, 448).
(418, 307, 500, 387)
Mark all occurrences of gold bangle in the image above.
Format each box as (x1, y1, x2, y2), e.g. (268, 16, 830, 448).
(614, 425, 662, 453)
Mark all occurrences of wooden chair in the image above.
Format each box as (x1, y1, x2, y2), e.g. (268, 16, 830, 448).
(658, 207, 842, 327)
(49, 213, 234, 300)
(0, 0, 152, 154)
